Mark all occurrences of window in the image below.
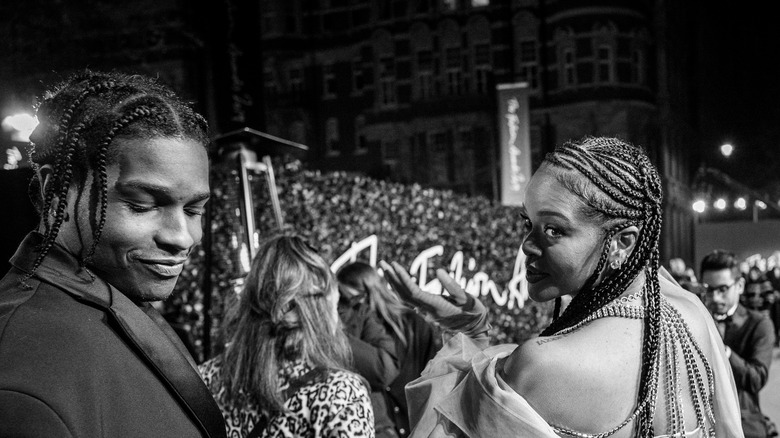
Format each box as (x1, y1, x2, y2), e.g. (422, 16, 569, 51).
(418, 50, 433, 70)
(288, 67, 303, 93)
(418, 72, 434, 99)
(597, 45, 613, 83)
(416, 49, 435, 99)
(631, 48, 644, 84)
(264, 65, 278, 95)
(325, 118, 340, 156)
(354, 116, 368, 155)
(352, 60, 364, 93)
(378, 56, 397, 106)
(474, 43, 491, 94)
(445, 47, 460, 69)
(323, 63, 337, 98)
(563, 48, 576, 86)
(445, 47, 462, 95)
(518, 40, 538, 89)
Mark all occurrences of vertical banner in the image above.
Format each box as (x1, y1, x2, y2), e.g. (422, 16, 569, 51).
(496, 82, 532, 206)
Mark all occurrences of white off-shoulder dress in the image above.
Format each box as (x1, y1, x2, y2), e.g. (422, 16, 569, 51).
(405, 277, 743, 438)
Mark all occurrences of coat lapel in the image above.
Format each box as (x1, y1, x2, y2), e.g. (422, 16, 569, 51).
(11, 233, 226, 438)
(109, 293, 226, 438)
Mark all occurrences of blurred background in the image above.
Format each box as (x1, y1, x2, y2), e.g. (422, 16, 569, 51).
(2, 0, 780, 423)
(4, 0, 779, 268)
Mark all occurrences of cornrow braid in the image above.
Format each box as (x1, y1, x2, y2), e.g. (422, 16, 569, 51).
(83, 104, 162, 264)
(540, 137, 664, 436)
(22, 69, 209, 287)
(21, 122, 87, 287)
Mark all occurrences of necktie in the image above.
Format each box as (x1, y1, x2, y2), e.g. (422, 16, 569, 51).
(716, 315, 731, 338)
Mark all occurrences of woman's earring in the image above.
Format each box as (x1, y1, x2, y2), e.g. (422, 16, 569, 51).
(610, 258, 622, 270)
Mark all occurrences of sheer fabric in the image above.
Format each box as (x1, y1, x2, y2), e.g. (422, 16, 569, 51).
(405, 274, 743, 438)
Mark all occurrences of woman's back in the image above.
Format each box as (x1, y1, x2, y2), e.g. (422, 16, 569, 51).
(200, 357, 373, 438)
(501, 273, 736, 437)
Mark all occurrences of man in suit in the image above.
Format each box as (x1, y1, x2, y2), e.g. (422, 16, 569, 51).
(0, 71, 225, 437)
(701, 250, 776, 438)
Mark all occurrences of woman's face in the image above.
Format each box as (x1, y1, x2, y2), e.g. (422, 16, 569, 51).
(521, 166, 607, 302)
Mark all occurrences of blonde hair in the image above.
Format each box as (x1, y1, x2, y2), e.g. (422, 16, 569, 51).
(220, 233, 352, 411)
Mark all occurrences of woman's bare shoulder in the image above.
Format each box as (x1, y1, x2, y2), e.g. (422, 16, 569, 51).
(499, 318, 643, 430)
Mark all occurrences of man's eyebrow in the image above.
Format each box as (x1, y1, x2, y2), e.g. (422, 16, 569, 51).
(115, 181, 210, 202)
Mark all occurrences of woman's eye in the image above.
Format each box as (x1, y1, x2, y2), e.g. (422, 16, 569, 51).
(186, 208, 205, 217)
(544, 226, 563, 238)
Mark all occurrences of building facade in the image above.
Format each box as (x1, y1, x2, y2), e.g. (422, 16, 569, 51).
(258, 0, 698, 264)
(0, 0, 699, 265)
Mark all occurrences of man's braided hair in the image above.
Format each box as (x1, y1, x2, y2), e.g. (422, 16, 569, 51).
(24, 69, 209, 285)
(540, 136, 663, 436)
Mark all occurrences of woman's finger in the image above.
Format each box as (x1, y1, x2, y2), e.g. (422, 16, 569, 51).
(436, 269, 468, 305)
(380, 260, 419, 304)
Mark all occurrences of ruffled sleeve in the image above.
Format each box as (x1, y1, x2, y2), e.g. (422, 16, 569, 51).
(405, 333, 558, 437)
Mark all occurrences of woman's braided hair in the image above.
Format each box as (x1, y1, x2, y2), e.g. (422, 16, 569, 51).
(540, 136, 663, 437)
(23, 69, 209, 285)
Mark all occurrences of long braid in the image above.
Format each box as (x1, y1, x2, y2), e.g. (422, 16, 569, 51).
(20, 123, 86, 287)
(83, 105, 161, 264)
(540, 137, 664, 435)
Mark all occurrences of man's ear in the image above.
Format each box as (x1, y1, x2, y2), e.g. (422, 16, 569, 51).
(735, 276, 746, 296)
(36, 164, 55, 202)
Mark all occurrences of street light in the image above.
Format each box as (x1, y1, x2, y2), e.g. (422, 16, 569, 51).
(692, 199, 706, 213)
(714, 198, 727, 210)
(734, 197, 747, 210)
(1, 113, 37, 142)
(720, 143, 734, 157)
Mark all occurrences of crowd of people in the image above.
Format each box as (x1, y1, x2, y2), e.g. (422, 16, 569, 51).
(670, 255, 780, 346)
(0, 68, 769, 438)
(670, 252, 779, 437)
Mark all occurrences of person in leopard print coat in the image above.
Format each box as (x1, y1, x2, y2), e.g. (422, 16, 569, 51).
(199, 233, 374, 438)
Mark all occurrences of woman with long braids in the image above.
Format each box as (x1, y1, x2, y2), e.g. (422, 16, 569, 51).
(0, 70, 226, 437)
(381, 137, 742, 437)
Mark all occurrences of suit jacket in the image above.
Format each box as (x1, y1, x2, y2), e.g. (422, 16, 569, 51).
(0, 233, 226, 438)
(723, 304, 776, 438)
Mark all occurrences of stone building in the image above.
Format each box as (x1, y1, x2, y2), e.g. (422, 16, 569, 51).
(258, 0, 698, 264)
(0, 0, 699, 264)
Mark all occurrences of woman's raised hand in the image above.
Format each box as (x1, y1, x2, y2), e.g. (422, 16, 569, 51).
(380, 260, 489, 336)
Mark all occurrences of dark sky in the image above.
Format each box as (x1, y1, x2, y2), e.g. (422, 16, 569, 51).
(696, 2, 780, 195)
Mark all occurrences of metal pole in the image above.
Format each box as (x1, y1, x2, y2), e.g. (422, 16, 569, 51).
(238, 146, 258, 259)
(263, 155, 285, 229)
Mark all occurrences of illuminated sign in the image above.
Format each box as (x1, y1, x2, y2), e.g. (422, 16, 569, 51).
(331, 235, 529, 309)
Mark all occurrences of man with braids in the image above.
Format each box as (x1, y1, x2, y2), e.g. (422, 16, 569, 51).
(0, 70, 226, 438)
(380, 137, 742, 437)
